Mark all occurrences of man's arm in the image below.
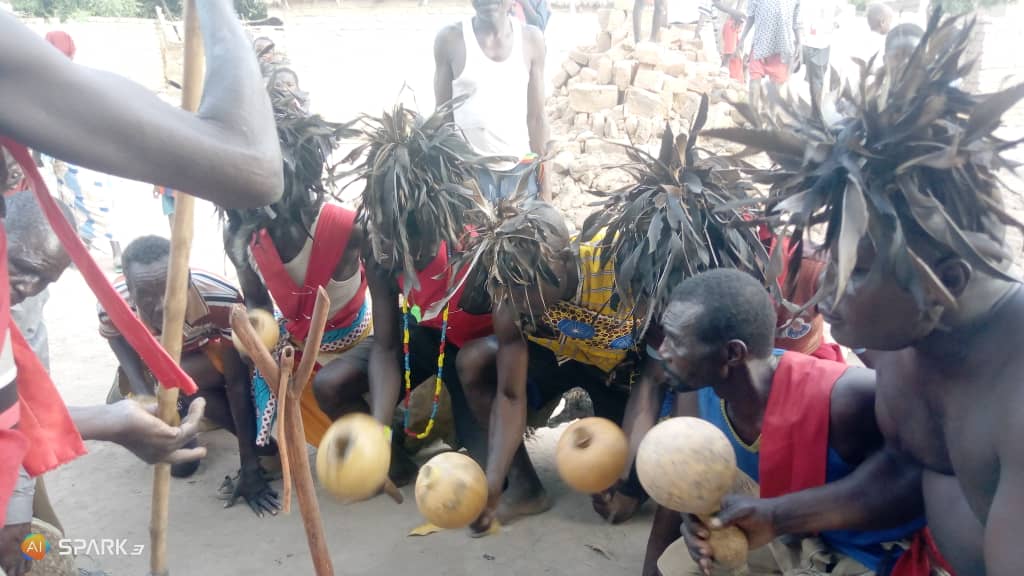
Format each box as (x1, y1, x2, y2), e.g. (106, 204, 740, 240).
(366, 260, 402, 428)
(519, 0, 544, 30)
(108, 336, 152, 397)
(740, 0, 757, 55)
(712, 0, 745, 21)
(633, 0, 646, 43)
(985, 411, 1024, 575)
(0, 2, 282, 209)
(524, 28, 551, 202)
(642, 390, 700, 575)
(434, 26, 456, 121)
(473, 305, 530, 532)
(69, 398, 207, 465)
(594, 355, 662, 523)
(715, 369, 923, 547)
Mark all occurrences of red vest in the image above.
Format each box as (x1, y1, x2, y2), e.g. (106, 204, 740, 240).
(759, 352, 953, 575)
(397, 241, 493, 348)
(759, 352, 847, 499)
(248, 204, 366, 342)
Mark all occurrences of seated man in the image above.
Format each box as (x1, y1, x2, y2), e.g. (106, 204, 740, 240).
(645, 269, 928, 576)
(98, 235, 278, 517)
(708, 10, 1024, 573)
(456, 200, 663, 533)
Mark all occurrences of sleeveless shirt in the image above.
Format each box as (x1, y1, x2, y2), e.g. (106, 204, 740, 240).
(452, 17, 531, 167)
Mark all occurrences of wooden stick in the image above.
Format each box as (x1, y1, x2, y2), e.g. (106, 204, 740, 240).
(284, 349, 334, 575)
(277, 348, 294, 515)
(292, 286, 331, 394)
(149, 0, 202, 573)
(229, 305, 281, 389)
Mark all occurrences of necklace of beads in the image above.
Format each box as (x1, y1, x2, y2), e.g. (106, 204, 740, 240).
(400, 296, 450, 440)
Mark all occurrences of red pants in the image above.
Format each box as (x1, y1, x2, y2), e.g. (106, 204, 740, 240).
(749, 54, 790, 84)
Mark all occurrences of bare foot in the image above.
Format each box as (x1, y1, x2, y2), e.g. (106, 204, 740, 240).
(496, 476, 551, 525)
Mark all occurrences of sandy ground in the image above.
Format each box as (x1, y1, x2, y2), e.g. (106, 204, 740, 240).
(23, 1, 1024, 574)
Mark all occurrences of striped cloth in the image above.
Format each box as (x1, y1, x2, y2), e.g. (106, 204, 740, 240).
(98, 269, 243, 354)
(528, 229, 638, 373)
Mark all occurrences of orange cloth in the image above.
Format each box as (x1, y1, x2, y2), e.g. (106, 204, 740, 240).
(299, 378, 331, 446)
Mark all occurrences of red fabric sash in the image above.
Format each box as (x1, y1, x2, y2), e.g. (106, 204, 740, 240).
(759, 352, 847, 498)
(12, 323, 86, 476)
(397, 240, 493, 348)
(249, 204, 366, 341)
(891, 528, 957, 576)
(2, 138, 198, 395)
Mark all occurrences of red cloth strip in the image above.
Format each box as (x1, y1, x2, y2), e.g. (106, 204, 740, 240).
(759, 352, 847, 499)
(2, 138, 197, 395)
(12, 322, 86, 476)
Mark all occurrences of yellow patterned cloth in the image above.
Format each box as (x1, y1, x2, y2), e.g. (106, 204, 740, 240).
(528, 229, 637, 373)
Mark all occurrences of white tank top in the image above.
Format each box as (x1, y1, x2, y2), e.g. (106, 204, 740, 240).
(452, 18, 531, 165)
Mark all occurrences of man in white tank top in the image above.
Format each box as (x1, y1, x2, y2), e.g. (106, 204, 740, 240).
(434, 0, 551, 203)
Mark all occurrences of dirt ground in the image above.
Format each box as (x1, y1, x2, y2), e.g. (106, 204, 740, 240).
(25, 1, 1024, 575)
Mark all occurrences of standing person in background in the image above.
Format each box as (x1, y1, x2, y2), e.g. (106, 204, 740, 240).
(434, 0, 551, 203)
(511, 0, 551, 32)
(865, 3, 895, 69)
(741, 0, 801, 111)
(713, 0, 746, 81)
(866, 2, 894, 36)
(43, 31, 123, 272)
(800, 0, 837, 112)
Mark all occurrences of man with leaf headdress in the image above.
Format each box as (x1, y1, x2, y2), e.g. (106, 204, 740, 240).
(332, 99, 498, 490)
(571, 96, 796, 526)
(220, 70, 374, 463)
(452, 196, 671, 531)
(706, 9, 1024, 575)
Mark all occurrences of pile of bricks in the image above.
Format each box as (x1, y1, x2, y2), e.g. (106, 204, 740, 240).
(545, 8, 748, 220)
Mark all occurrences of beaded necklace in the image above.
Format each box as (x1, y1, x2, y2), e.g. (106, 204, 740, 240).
(400, 298, 449, 439)
(399, 245, 452, 440)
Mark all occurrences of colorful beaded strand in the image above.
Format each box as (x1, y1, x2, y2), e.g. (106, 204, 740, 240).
(400, 298, 449, 440)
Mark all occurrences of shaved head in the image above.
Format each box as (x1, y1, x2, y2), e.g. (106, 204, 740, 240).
(867, 3, 895, 34)
(7, 189, 75, 304)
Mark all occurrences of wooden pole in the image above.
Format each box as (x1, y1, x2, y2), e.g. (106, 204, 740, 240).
(285, 289, 335, 576)
(229, 305, 281, 389)
(149, 1, 202, 574)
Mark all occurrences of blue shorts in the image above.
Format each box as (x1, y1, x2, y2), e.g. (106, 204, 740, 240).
(476, 161, 539, 204)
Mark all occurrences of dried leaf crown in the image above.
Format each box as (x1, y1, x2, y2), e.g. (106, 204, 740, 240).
(580, 94, 770, 339)
(707, 7, 1024, 310)
(345, 96, 491, 295)
(444, 196, 570, 316)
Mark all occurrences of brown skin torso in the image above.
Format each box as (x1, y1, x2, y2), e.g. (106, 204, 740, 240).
(872, 289, 1024, 574)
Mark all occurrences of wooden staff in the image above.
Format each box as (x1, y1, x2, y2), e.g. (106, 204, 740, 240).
(229, 306, 281, 389)
(149, 0, 202, 573)
(276, 349, 293, 515)
(285, 288, 334, 576)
